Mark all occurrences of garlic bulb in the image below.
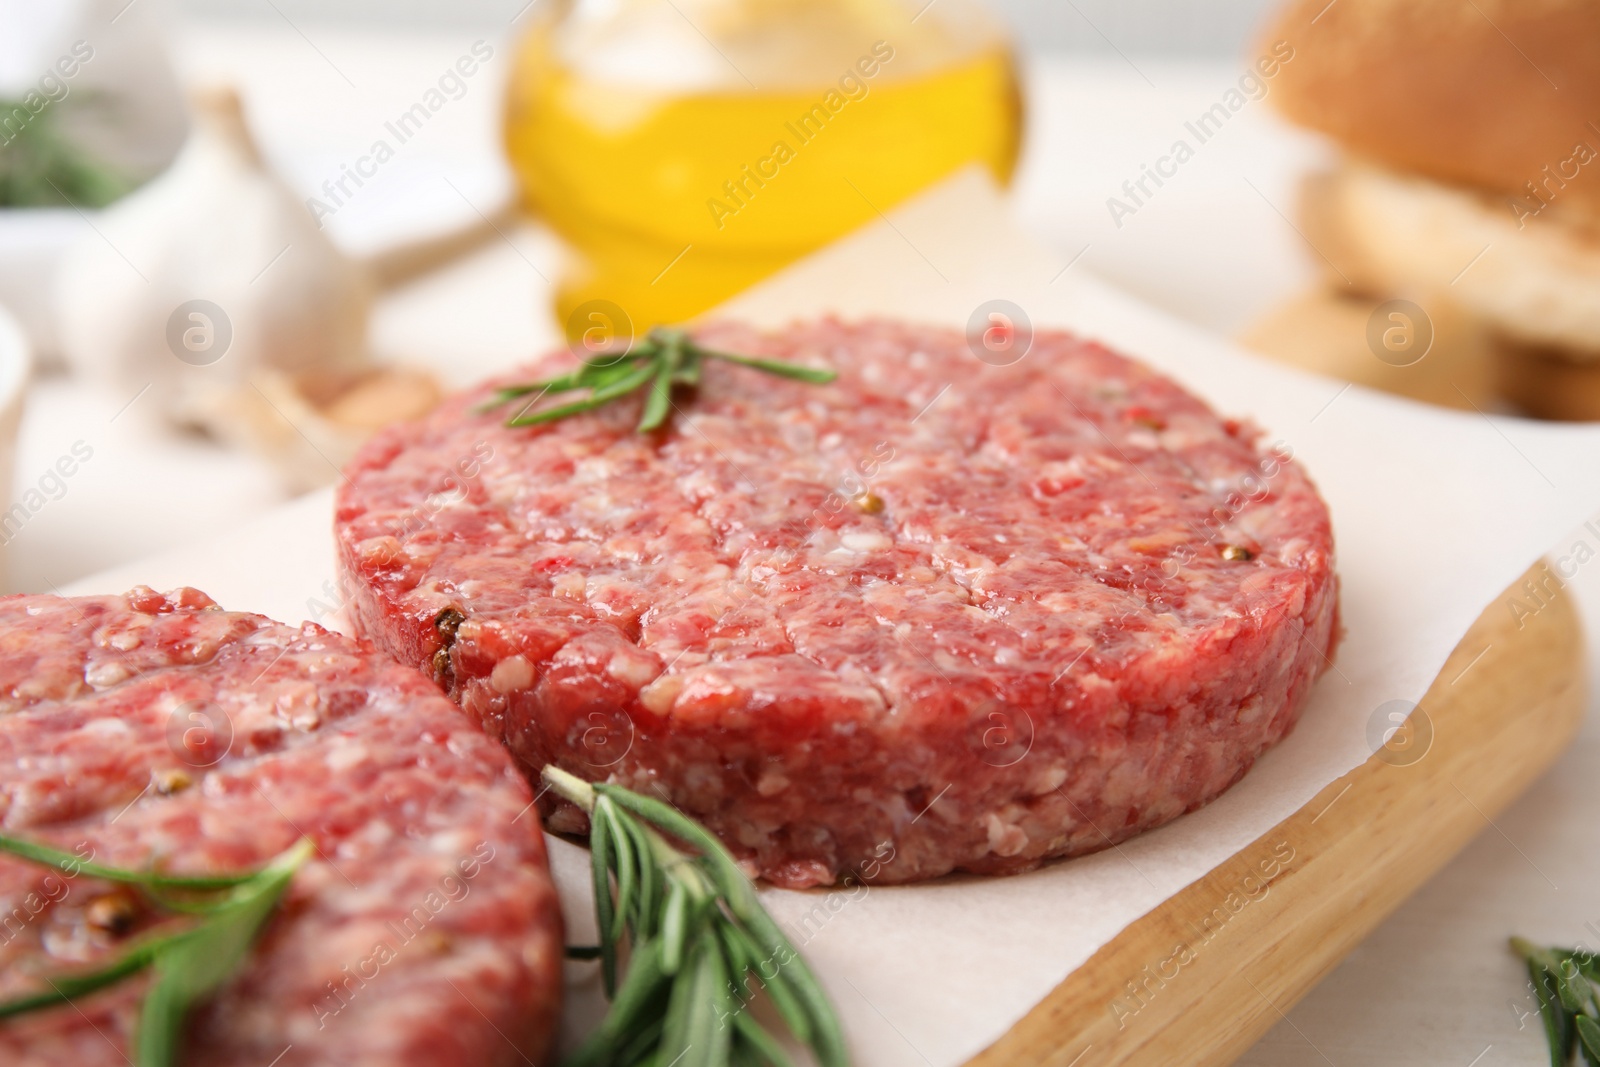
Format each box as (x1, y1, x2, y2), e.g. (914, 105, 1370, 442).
(54, 85, 371, 425)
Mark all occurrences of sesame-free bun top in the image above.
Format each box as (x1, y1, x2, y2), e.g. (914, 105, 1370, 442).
(1261, 0, 1600, 219)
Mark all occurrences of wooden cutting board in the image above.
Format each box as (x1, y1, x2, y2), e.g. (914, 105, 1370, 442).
(970, 561, 1586, 1066)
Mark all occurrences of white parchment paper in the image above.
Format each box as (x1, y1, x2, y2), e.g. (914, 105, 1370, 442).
(69, 171, 1600, 1066)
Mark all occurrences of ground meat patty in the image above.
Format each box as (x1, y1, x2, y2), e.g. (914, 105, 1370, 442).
(0, 587, 562, 1066)
(336, 319, 1339, 889)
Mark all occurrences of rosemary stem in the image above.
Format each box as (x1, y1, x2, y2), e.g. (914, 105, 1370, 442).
(1515, 937, 1575, 977)
(647, 831, 688, 875)
(651, 831, 714, 904)
(542, 767, 707, 895)
(542, 765, 598, 814)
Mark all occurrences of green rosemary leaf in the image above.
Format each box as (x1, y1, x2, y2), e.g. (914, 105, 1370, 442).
(731, 1008, 798, 1067)
(141, 889, 245, 917)
(736, 926, 844, 1066)
(542, 766, 850, 1067)
(673, 348, 704, 387)
(482, 383, 540, 403)
(568, 360, 660, 403)
(481, 353, 641, 410)
(601, 800, 638, 941)
(565, 945, 604, 960)
(495, 350, 652, 420)
(597, 784, 849, 1067)
(0, 101, 132, 208)
(591, 801, 618, 997)
(508, 387, 619, 428)
(136, 951, 195, 1065)
(615, 1015, 667, 1067)
(572, 358, 651, 400)
(717, 917, 758, 989)
(718, 921, 811, 1047)
(1560, 949, 1600, 990)
(593, 787, 727, 875)
(0, 837, 308, 1056)
(0, 832, 257, 892)
(1516, 938, 1590, 1015)
(609, 939, 671, 1035)
(660, 938, 731, 1067)
(578, 352, 641, 376)
(492, 328, 834, 433)
(696, 347, 838, 384)
(505, 394, 611, 427)
(479, 381, 569, 416)
(477, 383, 552, 412)
(507, 361, 659, 428)
(565, 937, 672, 1067)
(1527, 957, 1575, 1067)
(638, 346, 676, 432)
(0, 934, 170, 1019)
(623, 816, 661, 939)
(657, 944, 695, 1067)
(135, 839, 312, 1066)
(1580, 1016, 1600, 1067)
(660, 879, 690, 976)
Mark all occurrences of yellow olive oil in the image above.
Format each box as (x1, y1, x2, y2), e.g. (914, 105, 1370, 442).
(505, 0, 1022, 335)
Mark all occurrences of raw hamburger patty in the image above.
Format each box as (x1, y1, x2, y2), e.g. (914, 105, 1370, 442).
(0, 587, 562, 1066)
(336, 319, 1339, 889)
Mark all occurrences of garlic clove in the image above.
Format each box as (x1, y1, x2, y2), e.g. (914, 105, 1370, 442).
(318, 366, 442, 431)
(197, 364, 442, 493)
(53, 84, 372, 427)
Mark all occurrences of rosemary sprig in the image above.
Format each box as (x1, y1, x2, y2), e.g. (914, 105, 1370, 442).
(543, 765, 850, 1067)
(0, 98, 133, 208)
(0, 834, 313, 1065)
(480, 327, 837, 433)
(1513, 937, 1600, 1066)
(0, 832, 261, 892)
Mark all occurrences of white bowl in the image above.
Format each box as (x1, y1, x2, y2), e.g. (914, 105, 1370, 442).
(0, 305, 34, 583)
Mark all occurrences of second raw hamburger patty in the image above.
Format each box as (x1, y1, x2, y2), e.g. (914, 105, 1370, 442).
(0, 588, 563, 1066)
(336, 319, 1339, 888)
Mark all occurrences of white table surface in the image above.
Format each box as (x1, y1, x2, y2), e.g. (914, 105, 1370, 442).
(9, 23, 1598, 1066)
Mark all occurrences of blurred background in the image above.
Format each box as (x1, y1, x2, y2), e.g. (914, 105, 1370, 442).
(175, 0, 1282, 52)
(3, 3, 1599, 1062)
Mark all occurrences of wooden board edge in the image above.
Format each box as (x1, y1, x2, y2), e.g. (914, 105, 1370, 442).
(966, 561, 1587, 1067)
